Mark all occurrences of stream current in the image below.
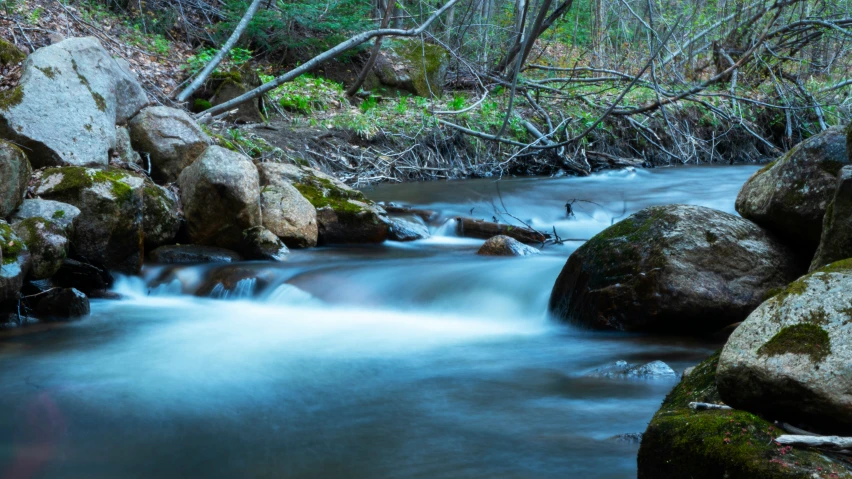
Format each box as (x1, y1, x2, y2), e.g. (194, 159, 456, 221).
(0, 165, 759, 478)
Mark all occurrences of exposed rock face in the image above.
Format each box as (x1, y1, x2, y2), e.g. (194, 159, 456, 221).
(179, 146, 261, 249)
(34, 287, 90, 320)
(548, 205, 801, 334)
(810, 166, 852, 271)
(477, 235, 539, 256)
(0, 140, 31, 218)
(113, 125, 141, 165)
(371, 39, 449, 97)
(638, 352, 851, 479)
(128, 106, 210, 183)
(260, 183, 318, 248)
(11, 199, 80, 233)
(586, 360, 677, 379)
(0, 220, 31, 301)
(51, 258, 113, 294)
(11, 217, 68, 279)
(33, 167, 145, 273)
(142, 182, 181, 248)
(736, 126, 849, 253)
(148, 245, 242, 264)
(717, 260, 852, 433)
(0, 37, 148, 168)
(388, 216, 430, 242)
(258, 162, 389, 244)
(209, 68, 264, 123)
(239, 226, 288, 261)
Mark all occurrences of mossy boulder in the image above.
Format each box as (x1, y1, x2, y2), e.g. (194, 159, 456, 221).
(548, 205, 802, 334)
(638, 352, 851, 479)
(260, 183, 318, 248)
(0, 220, 31, 301)
(718, 260, 852, 433)
(736, 126, 849, 254)
(239, 226, 288, 261)
(811, 165, 852, 271)
(11, 199, 80, 233)
(142, 182, 181, 249)
(257, 162, 389, 245)
(11, 217, 68, 279)
(0, 37, 148, 168)
(373, 38, 449, 97)
(209, 67, 265, 123)
(0, 38, 26, 65)
(178, 146, 261, 249)
(128, 106, 211, 183)
(0, 139, 31, 218)
(33, 166, 145, 274)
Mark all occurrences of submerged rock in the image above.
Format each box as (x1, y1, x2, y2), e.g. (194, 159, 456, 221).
(33, 166, 145, 274)
(810, 166, 852, 271)
(717, 259, 852, 433)
(34, 287, 90, 320)
(736, 126, 849, 253)
(0, 140, 31, 218)
(148, 244, 242, 264)
(548, 204, 801, 334)
(129, 106, 211, 183)
(11, 217, 68, 279)
(638, 352, 851, 479)
(0, 37, 148, 168)
(11, 199, 80, 233)
(586, 360, 676, 379)
(179, 146, 261, 250)
(239, 226, 289, 262)
(0, 220, 31, 301)
(194, 266, 275, 298)
(388, 215, 430, 242)
(477, 235, 539, 256)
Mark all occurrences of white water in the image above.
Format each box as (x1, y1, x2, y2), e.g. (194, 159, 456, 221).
(0, 165, 758, 478)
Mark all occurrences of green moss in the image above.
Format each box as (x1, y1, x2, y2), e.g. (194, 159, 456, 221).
(294, 182, 365, 223)
(389, 39, 448, 97)
(84, 124, 93, 132)
(768, 277, 809, 303)
(705, 230, 718, 243)
(638, 352, 849, 479)
(744, 160, 777, 186)
(0, 222, 25, 265)
(42, 167, 134, 204)
(93, 170, 133, 203)
(212, 70, 243, 84)
(0, 38, 25, 65)
(71, 59, 108, 112)
(814, 258, 852, 274)
(824, 201, 835, 230)
(820, 160, 845, 177)
(758, 324, 831, 362)
(92, 92, 107, 112)
(35, 66, 58, 79)
(0, 86, 24, 111)
(52, 210, 65, 219)
(193, 98, 212, 112)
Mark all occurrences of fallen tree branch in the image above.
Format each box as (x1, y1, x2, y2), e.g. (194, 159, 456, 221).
(775, 435, 852, 450)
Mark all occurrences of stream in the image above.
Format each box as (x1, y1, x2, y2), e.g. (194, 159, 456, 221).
(0, 165, 759, 478)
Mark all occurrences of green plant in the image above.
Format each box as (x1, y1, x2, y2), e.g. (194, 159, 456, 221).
(449, 94, 466, 110)
(360, 95, 378, 113)
(394, 95, 410, 115)
(27, 6, 43, 23)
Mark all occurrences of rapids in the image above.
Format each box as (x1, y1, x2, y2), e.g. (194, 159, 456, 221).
(0, 165, 759, 478)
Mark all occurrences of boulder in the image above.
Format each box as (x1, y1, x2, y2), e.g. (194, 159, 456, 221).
(11, 217, 68, 279)
(260, 183, 318, 248)
(11, 199, 80, 233)
(148, 245, 242, 264)
(548, 205, 801, 334)
(736, 126, 849, 253)
(239, 226, 288, 261)
(258, 162, 389, 244)
(113, 125, 141, 165)
(586, 360, 676, 379)
(0, 38, 26, 66)
(34, 287, 90, 320)
(717, 259, 852, 433)
(370, 38, 449, 97)
(51, 258, 113, 294)
(33, 167, 145, 273)
(142, 182, 181, 248)
(810, 166, 852, 271)
(0, 220, 31, 301)
(0, 140, 31, 218)
(179, 146, 261, 249)
(209, 68, 264, 123)
(477, 235, 539, 256)
(388, 216, 430, 241)
(128, 106, 210, 183)
(638, 352, 851, 479)
(0, 37, 148, 168)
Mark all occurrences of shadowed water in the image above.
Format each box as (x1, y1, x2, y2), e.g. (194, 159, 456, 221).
(0, 165, 758, 478)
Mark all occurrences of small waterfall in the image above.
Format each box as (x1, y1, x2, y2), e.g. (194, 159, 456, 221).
(208, 278, 258, 300)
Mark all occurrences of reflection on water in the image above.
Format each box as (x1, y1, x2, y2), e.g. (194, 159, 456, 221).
(0, 166, 758, 478)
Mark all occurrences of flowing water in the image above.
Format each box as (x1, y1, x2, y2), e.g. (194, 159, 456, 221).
(0, 165, 759, 478)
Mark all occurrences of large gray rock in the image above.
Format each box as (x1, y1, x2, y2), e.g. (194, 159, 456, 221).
(260, 183, 318, 248)
(0, 140, 31, 218)
(736, 126, 849, 253)
(179, 146, 261, 249)
(0, 220, 31, 301)
(810, 166, 852, 271)
(148, 244, 242, 264)
(128, 106, 210, 183)
(388, 216, 430, 242)
(11, 217, 68, 279)
(33, 167, 145, 273)
(11, 199, 80, 233)
(114, 125, 141, 165)
(142, 182, 181, 248)
(371, 38, 449, 97)
(477, 235, 539, 256)
(718, 260, 852, 433)
(548, 205, 802, 334)
(0, 37, 148, 168)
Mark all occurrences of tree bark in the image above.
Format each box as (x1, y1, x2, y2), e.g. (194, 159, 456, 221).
(346, 0, 396, 97)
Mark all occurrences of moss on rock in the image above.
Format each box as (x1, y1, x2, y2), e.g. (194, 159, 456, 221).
(638, 352, 851, 479)
(0, 38, 25, 65)
(0, 222, 25, 265)
(0, 86, 24, 111)
(758, 324, 831, 362)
